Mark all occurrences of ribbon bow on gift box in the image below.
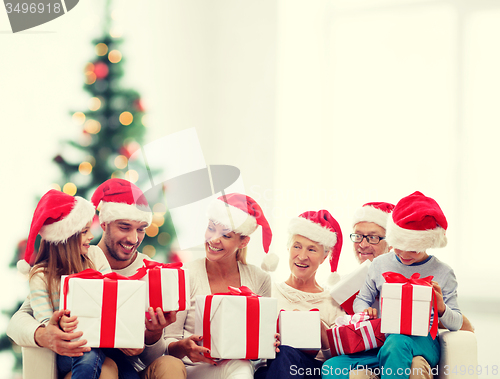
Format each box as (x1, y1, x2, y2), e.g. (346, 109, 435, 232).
(329, 312, 385, 356)
(382, 272, 439, 339)
(130, 260, 187, 312)
(335, 312, 372, 330)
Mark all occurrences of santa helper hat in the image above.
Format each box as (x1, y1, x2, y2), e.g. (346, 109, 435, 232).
(206, 193, 278, 271)
(288, 210, 343, 286)
(91, 178, 152, 226)
(18, 189, 96, 274)
(386, 191, 448, 252)
(352, 202, 395, 229)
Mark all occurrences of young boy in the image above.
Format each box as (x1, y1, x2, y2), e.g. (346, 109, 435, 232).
(322, 191, 463, 379)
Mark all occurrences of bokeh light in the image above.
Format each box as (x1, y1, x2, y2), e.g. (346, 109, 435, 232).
(108, 50, 122, 64)
(119, 111, 133, 126)
(114, 155, 128, 169)
(95, 43, 108, 56)
(72, 112, 86, 125)
(63, 182, 77, 196)
(79, 162, 93, 175)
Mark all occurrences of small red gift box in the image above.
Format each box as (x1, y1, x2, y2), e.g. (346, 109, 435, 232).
(327, 313, 385, 356)
(131, 260, 189, 312)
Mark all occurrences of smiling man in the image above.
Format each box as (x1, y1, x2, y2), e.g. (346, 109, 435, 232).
(351, 202, 395, 264)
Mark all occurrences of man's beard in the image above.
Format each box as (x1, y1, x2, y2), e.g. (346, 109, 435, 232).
(105, 234, 136, 262)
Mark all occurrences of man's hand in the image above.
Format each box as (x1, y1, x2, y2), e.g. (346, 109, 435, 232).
(144, 308, 177, 345)
(168, 335, 216, 365)
(35, 310, 90, 357)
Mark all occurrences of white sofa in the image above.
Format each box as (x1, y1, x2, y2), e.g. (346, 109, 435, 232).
(21, 329, 478, 379)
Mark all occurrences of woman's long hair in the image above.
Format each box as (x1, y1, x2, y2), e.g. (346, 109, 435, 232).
(235, 245, 247, 265)
(29, 232, 94, 311)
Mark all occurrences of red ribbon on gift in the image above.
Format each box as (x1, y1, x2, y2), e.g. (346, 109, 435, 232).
(62, 269, 132, 348)
(131, 260, 186, 312)
(382, 272, 439, 339)
(203, 286, 261, 359)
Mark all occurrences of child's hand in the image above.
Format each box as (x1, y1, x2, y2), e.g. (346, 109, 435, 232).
(431, 281, 446, 316)
(363, 307, 378, 319)
(59, 310, 78, 333)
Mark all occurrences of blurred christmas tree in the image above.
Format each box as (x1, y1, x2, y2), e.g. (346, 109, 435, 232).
(2, 3, 178, 373)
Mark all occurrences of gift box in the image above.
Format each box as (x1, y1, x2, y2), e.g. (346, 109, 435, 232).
(60, 269, 146, 348)
(330, 260, 371, 315)
(194, 286, 277, 359)
(327, 313, 385, 356)
(380, 272, 438, 338)
(131, 260, 189, 312)
(278, 310, 321, 350)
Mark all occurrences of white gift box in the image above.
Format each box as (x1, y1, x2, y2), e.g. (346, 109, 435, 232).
(139, 266, 190, 312)
(330, 260, 371, 314)
(195, 293, 277, 359)
(60, 273, 146, 348)
(278, 311, 321, 350)
(380, 282, 433, 337)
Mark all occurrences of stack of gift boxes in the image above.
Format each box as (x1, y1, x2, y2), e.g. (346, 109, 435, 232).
(59, 261, 190, 349)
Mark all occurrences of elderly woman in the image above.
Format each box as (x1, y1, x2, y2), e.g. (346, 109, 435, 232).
(255, 210, 346, 379)
(143, 193, 276, 379)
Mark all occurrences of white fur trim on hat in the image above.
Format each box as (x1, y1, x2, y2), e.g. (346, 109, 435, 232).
(288, 217, 337, 250)
(352, 206, 389, 229)
(39, 197, 95, 243)
(386, 217, 447, 251)
(99, 201, 153, 226)
(207, 199, 258, 236)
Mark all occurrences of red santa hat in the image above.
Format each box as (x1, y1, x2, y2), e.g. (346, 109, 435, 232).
(288, 210, 343, 284)
(18, 189, 96, 274)
(352, 202, 395, 229)
(91, 178, 152, 226)
(206, 193, 277, 271)
(386, 191, 448, 252)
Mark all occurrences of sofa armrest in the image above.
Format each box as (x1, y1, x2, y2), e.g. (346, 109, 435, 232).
(437, 329, 478, 379)
(22, 346, 57, 379)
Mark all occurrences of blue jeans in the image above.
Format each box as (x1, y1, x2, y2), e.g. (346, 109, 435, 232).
(58, 348, 140, 379)
(255, 345, 323, 379)
(58, 348, 105, 379)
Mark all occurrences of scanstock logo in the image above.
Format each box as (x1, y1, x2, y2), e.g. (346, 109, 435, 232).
(3, 0, 78, 33)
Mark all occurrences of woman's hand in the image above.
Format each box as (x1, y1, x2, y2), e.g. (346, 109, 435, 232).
(59, 310, 78, 333)
(168, 335, 217, 365)
(274, 333, 280, 353)
(363, 307, 378, 319)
